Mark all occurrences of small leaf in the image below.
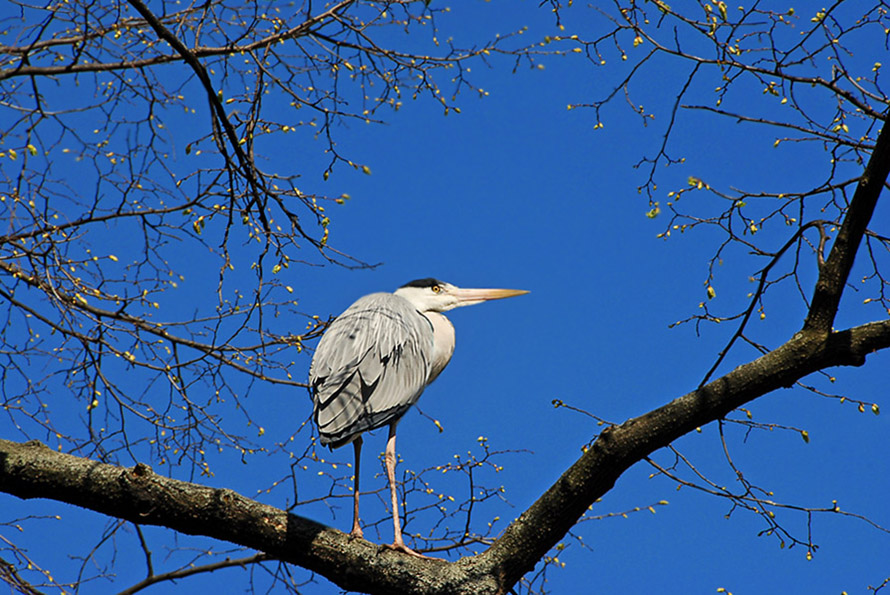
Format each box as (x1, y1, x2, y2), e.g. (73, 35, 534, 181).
(800, 430, 809, 443)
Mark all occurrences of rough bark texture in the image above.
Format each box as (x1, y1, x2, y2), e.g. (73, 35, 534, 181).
(804, 119, 890, 332)
(3, 322, 890, 594)
(2, 122, 888, 594)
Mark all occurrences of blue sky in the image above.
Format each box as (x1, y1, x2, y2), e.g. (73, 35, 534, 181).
(2, 2, 888, 594)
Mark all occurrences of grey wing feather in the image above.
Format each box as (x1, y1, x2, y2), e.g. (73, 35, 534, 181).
(309, 293, 433, 448)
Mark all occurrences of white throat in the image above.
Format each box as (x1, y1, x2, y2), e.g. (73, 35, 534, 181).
(423, 311, 456, 383)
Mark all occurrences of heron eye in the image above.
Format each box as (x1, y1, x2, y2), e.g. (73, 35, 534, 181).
(431, 285, 441, 293)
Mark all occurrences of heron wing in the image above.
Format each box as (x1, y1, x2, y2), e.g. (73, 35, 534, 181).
(309, 292, 433, 447)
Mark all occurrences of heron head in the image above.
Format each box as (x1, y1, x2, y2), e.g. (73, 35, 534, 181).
(394, 278, 529, 313)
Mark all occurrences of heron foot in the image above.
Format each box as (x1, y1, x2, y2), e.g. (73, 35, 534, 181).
(349, 526, 364, 540)
(385, 541, 431, 559)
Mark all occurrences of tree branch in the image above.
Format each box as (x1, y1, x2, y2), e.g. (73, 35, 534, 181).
(116, 553, 269, 595)
(4, 318, 890, 594)
(0, 555, 43, 595)
(479, 319, 890, 589)
(804, 118, 890, 332)
(0, 1, 355, 82)
(0, 438, 504, 594)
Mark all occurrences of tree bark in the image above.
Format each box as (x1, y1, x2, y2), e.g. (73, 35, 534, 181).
(3, 321, 889, 594)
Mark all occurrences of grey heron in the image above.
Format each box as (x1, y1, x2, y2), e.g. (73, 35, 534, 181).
(309, 278, 528, 555)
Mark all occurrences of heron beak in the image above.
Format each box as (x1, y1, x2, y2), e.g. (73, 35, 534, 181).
(451, 287, 529, 307)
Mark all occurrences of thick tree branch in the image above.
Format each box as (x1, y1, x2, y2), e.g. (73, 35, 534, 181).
(0, 439, 465, 594)
(3, 319, 889, 595)
(479, 319, 890, 588)
(805, 119, 890, 332)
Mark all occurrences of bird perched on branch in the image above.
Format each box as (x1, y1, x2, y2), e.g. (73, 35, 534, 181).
(309, 278, 528, 556)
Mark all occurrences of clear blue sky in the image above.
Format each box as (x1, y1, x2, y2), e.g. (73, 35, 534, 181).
(2, 2, 887, 594)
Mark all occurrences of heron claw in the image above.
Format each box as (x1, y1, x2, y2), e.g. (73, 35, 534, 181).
(386, 541, 430, 559)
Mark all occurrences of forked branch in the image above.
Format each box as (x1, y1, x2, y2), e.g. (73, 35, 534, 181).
(3, 319, 890, 594)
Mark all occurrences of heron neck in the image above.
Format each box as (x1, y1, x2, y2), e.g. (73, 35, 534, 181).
(423, 311, 455, 384)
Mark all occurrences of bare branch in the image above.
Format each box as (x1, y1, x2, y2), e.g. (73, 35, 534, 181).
(116, 553, 269, 595)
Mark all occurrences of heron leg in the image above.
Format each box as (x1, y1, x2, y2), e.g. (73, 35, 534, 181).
(384, 425, 426, 558)
(350, 436, 363, 539)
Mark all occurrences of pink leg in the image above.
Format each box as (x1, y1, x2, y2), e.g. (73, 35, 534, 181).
(350, 436, 363, 538)
(385, 424, 425, 557)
